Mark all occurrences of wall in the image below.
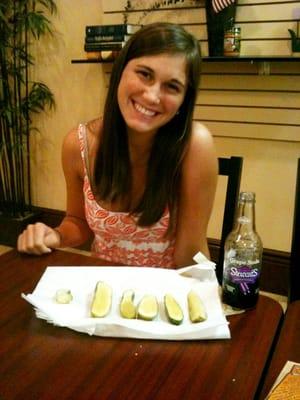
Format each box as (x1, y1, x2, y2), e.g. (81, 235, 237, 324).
(30, 0, 106, 210)
(30, 0, 300, 252)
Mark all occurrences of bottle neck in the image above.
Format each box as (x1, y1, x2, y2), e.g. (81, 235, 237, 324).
(234, 199, 256, 233)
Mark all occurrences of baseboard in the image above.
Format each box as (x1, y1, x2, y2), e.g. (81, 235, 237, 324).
(0, 210, 42, 247)
(34, 207, 291, 296)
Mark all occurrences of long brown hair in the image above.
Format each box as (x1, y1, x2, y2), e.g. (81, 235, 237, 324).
(93, 22, 201, 232)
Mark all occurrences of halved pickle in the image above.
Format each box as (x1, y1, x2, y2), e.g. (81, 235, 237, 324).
(91, 281, 112, 317)
(137, 295, 158, 321)
(120, 289, 136, 319)
(187, 290, 207, 323)
(164, 294, 183, 325)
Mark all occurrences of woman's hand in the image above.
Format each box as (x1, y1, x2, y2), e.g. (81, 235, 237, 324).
(17, 222, 61, 255)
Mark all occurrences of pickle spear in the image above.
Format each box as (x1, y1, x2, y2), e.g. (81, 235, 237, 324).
(187, 290, 207, 323)
(120, 289, 136, 319)
(91, 281, 112, 318)
(164, 294, 183, 325)
(137, 295, 158, 321)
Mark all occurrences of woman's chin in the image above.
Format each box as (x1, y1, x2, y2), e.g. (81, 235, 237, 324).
(126, 118, 159, 136)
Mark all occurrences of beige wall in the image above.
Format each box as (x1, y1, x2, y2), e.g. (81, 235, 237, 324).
(31, 0, 106, 209)
(209, 137, 298, 252)
(30, 0, 300, 252)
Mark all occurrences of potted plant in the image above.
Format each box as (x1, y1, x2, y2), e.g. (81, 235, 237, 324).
(288, 21, 300, 56)
(0, 0, 57, 246)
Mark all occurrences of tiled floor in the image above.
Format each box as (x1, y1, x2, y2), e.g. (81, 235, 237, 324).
(0, 244, 287, 312)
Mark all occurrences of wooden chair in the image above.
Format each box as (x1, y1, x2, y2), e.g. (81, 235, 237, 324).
(215, 156, 243, 284)
(259, 158, 300, 399)
(289, 158, 300, 302)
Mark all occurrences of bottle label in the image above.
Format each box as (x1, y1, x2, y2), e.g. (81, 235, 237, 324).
(227, 265, 260, 295)
(224, 28, 241, 56)
(222, 262, 261, 308)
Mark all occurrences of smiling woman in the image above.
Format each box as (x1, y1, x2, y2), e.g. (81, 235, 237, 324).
(117, 53, 187, 138)
(17, 22, 218, 269)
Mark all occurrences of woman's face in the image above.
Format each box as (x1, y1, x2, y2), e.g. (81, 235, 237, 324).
(117, 53, 188, 138)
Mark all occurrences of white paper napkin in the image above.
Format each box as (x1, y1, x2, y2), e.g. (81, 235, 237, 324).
(22, 252, 230, 340)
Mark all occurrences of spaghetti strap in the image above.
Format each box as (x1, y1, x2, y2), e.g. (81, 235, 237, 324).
(78, 123, 91, 179)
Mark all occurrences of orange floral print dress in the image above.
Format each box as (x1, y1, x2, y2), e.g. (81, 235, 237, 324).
(78, 124, 175, 267)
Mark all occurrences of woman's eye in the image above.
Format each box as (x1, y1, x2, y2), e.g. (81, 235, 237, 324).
(166, 83, 180, 93)
(137, 70, 151, 80)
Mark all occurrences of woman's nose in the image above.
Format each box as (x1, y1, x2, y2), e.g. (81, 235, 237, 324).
(144, 84, 161, 104)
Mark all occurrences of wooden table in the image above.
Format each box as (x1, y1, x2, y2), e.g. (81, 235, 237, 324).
(259, 300, 300, 399)
(0, 249, 283, 400)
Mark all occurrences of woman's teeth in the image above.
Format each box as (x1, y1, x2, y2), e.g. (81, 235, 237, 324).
(134, 102, 156, 117)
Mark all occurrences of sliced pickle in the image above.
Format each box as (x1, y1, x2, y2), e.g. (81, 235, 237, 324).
(55, 289, 73, 304)
(137, 295, 158, 321)
(164, 294, 183, 325)
(120, 290, 136, 319)
(187, 290, 207, 323)
(91, 281, 112, 318)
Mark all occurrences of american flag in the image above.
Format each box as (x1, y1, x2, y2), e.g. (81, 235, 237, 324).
(212, 0, 236, 13)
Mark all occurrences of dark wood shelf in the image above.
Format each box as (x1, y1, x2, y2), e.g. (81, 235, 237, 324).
(71, 58, 113, 64)
(71, 56, 300, 64)
(202, 56, 300, 62)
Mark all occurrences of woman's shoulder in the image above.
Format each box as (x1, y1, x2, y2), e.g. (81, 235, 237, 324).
(63, 118, 102, 151)
(190, 121, 214, 147)
(62, 124, 80, 154)
(187, 122, 216, 158)
(86, 117, 103, 139)
(183, 121, 218, 175)
(86, 117, 103, 150)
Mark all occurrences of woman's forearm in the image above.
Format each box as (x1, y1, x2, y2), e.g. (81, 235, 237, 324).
(54, 216, 93, 248)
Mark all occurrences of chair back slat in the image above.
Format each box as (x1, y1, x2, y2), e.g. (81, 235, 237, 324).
(216, 156, 243, 284)
(289, 158, 300, 302)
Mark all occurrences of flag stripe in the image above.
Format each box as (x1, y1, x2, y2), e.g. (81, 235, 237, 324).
(212, 0, 235, 13)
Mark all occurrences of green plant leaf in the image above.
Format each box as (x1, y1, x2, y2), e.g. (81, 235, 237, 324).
(0, 0, 57, 215)
(27, 11, 52, 39)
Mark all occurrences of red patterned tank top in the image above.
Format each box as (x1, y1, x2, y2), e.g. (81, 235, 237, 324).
(78, 124, 175, 267)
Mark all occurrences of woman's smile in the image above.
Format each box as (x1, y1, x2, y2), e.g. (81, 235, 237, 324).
(132, 100, 159, 118)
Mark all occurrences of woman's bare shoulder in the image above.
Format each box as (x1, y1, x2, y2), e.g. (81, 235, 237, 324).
(62, 118, 102, 152)
(62, 125, 80, 153)
(182, 121, 218, 178)
(86, 117, 103, 138)
(185, 122, 216, 162)
(86, 118, 103, 160)
(190, 121, 215, 148)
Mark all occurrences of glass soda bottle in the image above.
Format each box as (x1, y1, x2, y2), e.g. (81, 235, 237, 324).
(222, 192, 263, 309)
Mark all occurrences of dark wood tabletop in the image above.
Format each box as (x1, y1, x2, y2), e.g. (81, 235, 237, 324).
(259, 299, 300, 399)
(0, 249, 283, 400)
